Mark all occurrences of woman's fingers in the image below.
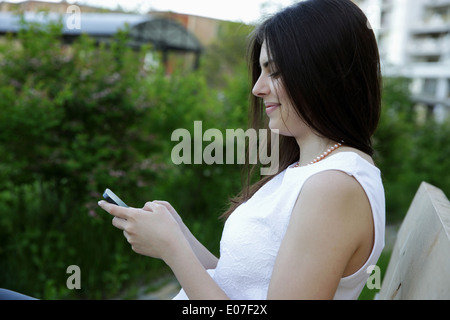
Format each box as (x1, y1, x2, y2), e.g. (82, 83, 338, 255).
(153, 201, 177, 215)
(98, 200, 130, 220)
(98, 198, 185, 259)
(144, 201, 180, 221)
(143, 201, 169, 214)
(143, 201, 155, 212)
(112, 216, 127, 230)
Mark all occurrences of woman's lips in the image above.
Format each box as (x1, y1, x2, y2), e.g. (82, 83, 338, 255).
(265, 103, 280, 115)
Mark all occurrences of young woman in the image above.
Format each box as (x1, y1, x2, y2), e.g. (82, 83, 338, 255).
(98, 0, 385, 300)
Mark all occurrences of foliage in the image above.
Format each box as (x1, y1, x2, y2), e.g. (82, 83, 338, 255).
(200, 20, 253, 89)
(374, 77, 450, 222)
(0, 19, 239, 299)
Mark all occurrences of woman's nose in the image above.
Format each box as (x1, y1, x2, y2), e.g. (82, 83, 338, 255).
(252, 75, 270, 97)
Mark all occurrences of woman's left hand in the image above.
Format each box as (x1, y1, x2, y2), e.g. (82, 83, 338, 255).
(97, 200, 186, 261)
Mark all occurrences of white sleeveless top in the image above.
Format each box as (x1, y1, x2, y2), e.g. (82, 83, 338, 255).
(173, 152, 385, 300)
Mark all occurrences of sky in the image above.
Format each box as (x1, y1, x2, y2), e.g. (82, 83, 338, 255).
(7, 0, 298, 23)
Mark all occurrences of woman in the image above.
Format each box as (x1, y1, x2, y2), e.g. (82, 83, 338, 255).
(99, 0, 385, 300)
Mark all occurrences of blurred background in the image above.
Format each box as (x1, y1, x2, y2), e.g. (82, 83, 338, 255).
(0, 0, 448, 300)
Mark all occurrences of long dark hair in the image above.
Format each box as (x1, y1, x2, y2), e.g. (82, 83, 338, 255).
(222, 0, 382, 219)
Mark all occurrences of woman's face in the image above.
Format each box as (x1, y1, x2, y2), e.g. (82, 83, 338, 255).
(252, 42, 308, 139)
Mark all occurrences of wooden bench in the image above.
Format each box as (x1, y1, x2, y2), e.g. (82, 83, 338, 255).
(379, 182, 450, 299)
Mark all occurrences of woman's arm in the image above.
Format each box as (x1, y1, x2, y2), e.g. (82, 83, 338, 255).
(163, 228, 229, 300)
(98, 200, 228, 300)
(267, 170, 374, 299)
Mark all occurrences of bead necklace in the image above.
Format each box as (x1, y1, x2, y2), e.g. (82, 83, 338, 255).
(294, 142, 343, 168)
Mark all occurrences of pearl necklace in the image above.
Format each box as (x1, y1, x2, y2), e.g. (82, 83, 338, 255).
(294, 142, 343, 168)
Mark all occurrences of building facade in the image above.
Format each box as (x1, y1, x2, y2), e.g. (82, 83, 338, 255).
(0, 0, 113, 13)
(354, 0, 450, 121)
(0, 1, 205, 72)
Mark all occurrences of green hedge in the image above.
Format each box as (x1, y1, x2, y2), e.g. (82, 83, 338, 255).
(374, 77, 450, 222)
(0, 20, 245, 299)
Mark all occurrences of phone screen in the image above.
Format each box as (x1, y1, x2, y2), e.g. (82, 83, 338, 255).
(103, 188, 129, 208)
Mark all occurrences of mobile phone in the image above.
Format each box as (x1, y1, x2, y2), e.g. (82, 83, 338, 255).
(103, 188, 129, 208)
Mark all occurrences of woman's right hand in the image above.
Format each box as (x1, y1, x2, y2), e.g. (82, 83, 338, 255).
(142, 200, 218, 270)
(143, 201, 184, 226)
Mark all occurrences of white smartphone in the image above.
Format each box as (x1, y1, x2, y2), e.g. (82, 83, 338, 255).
(103, 188, 129, 208)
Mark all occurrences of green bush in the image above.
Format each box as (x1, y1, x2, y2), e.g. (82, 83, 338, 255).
(0, 19, 239, 299)
(374, 77, 450, 222)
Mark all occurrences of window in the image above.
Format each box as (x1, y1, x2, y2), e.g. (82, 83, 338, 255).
(423, 78, 438, 96)
(447, 79, 450, 98)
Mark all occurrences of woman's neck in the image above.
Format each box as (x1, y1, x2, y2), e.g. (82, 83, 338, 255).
(295, 135, 339, 167)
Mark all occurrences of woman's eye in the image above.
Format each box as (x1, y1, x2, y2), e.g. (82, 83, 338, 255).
(269, 71, 280, 78)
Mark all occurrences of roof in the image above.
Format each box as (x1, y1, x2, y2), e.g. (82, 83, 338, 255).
(0, 12, 203, 53)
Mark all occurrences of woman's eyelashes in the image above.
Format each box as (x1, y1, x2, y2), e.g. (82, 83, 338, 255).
(269, 71, 281, 79)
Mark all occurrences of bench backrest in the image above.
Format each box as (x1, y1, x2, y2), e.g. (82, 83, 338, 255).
(379, 182, 450, 299)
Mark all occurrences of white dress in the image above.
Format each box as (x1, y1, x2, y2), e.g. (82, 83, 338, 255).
(173, 152, 385, 300)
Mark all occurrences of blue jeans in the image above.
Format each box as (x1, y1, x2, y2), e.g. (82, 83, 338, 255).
(0, 289, 38, 300)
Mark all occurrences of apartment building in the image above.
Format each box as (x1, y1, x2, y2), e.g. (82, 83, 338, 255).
(354, 0, 450, 121)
